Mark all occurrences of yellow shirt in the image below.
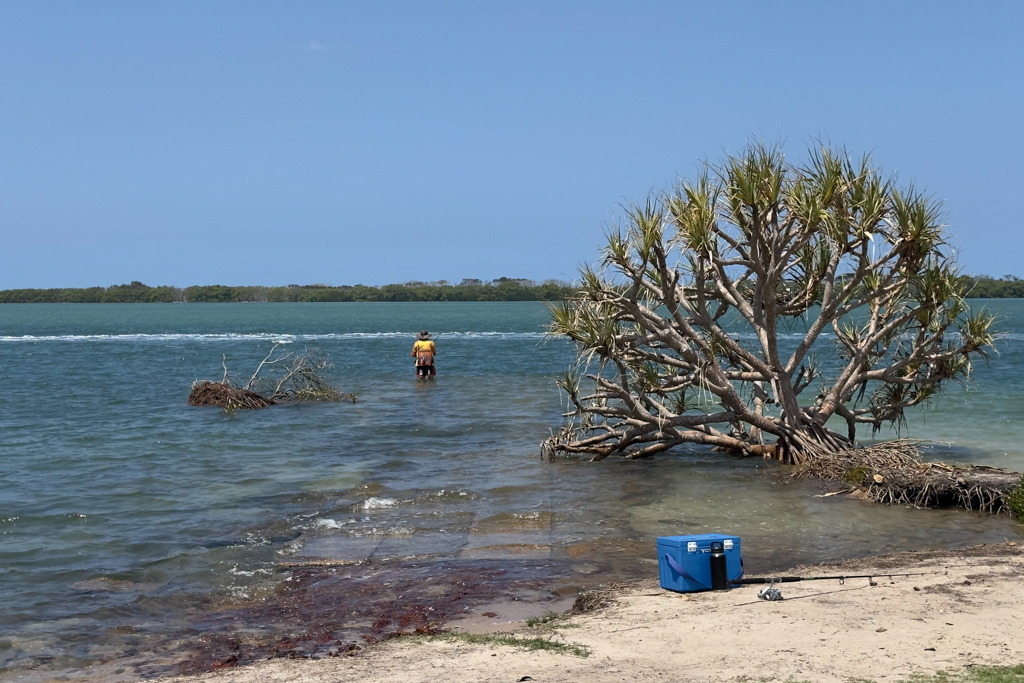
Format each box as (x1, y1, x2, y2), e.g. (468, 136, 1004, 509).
(412, 340, 436, 361)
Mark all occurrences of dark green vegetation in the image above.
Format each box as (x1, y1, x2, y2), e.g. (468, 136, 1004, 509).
(1008, 476, 1024, 520)
(2, 275, 1021, 304)
(968, 276, 1024, 298)
(0, 278, 573, 303)
(0, 281, 182, 303)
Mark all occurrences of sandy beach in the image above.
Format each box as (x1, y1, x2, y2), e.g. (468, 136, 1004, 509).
(155, 542, 1023, 683)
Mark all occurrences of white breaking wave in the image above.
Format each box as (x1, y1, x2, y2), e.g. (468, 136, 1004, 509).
(314, 518, 349, 529)
(0, 331, 551, 343)
(361, 497, 398, 510)
(7, 329, 1015, 344)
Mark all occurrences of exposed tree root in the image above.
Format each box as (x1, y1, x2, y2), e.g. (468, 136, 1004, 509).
(794, 440, 1023, 514)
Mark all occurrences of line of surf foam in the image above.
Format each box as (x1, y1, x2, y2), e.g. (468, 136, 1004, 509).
(9, 330, 1007, 344)
(0, 331, 554, 343)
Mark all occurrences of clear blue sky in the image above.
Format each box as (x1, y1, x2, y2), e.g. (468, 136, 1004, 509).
(1, 1, 1022, 288)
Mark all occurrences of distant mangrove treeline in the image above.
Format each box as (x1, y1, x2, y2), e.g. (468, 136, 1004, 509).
(0, 278, 575, 303)
(2, 275, 1023, 303)
(963, 275, 1024, 298)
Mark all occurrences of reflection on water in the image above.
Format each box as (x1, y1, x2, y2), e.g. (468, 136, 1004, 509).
(0, 302, 1022, 679)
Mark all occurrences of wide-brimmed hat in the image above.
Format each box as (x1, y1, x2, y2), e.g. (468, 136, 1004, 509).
(417, 330, 431, 340)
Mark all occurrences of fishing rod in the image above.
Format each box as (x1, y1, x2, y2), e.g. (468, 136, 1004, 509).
(732, 569, 944, 585)
(731, 569, 947, 601)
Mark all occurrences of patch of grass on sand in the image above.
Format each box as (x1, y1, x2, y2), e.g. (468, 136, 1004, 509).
(732, 668, 1024, 683)
(526, 611, 571, 628)
(415, 632, 590, 658)
(903, 665, 1024, 683)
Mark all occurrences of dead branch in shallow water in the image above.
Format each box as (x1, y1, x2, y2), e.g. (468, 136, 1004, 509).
(253, 346, 355, 402)
(793, 439, 1023, 514)
(271, 350, 342, 400)
(244, 344, 293, 391)
(188, 380, 276, 409)
(188, 345, 355, 409)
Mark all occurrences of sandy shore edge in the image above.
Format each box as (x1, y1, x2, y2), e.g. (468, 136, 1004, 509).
(158, 542, 1023, 683)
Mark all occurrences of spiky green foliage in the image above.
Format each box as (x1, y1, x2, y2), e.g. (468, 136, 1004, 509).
(1008, 476, 1024, 520)
(545, 142, 996, 462)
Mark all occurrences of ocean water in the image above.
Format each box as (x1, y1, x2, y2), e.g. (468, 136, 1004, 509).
(1, 301, 1022, 678)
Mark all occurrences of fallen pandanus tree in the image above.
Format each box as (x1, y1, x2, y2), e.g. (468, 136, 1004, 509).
(792, 440, 1023, 515)
(541, 142, 1024, 517)
(188, 344, 355, 410)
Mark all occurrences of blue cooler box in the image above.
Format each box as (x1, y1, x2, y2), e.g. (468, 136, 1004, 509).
(657, 534, 743, 592)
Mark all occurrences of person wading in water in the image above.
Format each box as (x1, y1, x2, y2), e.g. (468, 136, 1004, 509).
(411, 330, 436, 380)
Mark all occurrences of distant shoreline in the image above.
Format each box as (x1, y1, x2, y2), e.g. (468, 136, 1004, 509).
(2, 276, 1022, 303)
(0, 280, 574, 304)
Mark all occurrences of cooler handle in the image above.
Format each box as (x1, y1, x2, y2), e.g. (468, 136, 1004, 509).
(663, 553, 710, 589)
(663, 553, 745, 587)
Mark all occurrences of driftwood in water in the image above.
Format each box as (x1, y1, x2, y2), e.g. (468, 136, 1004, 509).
(188, 346, 355, 410)
(795, 440, 1023, 514)
(188, 380, 275, 409)
(247, 345, 356, 403)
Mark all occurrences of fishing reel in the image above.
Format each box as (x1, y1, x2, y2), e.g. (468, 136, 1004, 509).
(757, 581, 784, 601)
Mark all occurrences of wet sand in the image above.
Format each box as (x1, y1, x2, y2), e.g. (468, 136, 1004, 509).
(154, 542, 1024, 683)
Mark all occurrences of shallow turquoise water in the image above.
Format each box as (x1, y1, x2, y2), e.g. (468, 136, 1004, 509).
(0, 301, 1021, 676)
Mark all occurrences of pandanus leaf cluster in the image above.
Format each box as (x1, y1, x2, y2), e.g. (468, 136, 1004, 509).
(544, 143, 996, 463)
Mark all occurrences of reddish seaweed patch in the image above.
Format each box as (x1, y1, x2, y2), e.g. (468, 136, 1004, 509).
(169, 558, 571, 674)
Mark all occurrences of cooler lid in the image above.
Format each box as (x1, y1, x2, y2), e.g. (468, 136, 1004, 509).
(656, 533, 738, 548)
